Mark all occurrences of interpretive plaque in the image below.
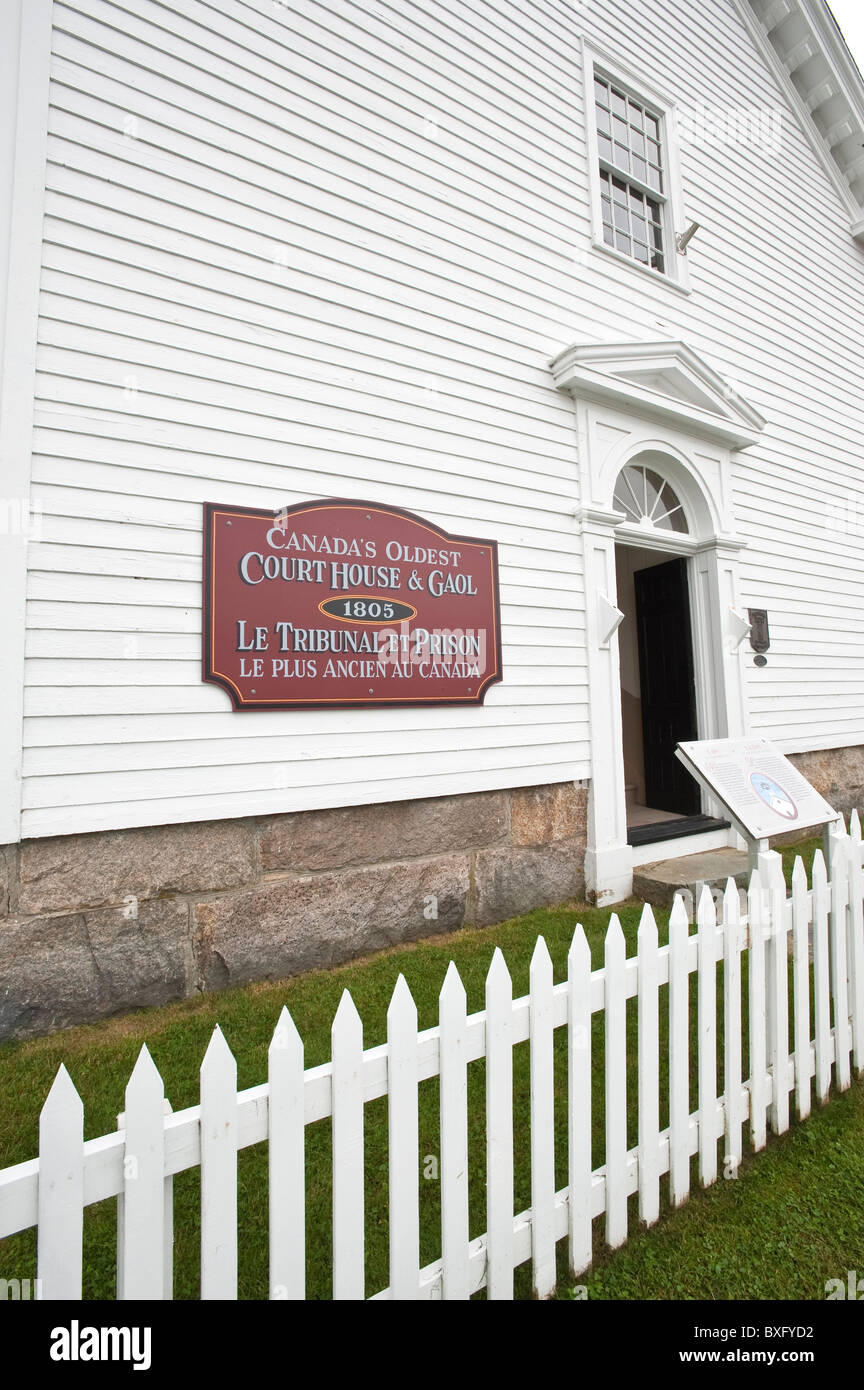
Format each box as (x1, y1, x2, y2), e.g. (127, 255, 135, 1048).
(675, 736, 838, 841)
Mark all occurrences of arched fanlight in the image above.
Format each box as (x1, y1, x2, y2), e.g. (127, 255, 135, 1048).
(613, 463, 689, 533)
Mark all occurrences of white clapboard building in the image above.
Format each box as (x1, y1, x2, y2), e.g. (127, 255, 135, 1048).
(1, 0, 864, 1036)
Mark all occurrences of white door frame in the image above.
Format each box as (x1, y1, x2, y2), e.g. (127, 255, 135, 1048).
(551, 341, 765, 905)
(616, 526, 749, 825)
(580, 460, 751, 904)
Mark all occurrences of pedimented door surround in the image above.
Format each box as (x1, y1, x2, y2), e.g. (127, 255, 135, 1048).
(551, 339, 766, 904)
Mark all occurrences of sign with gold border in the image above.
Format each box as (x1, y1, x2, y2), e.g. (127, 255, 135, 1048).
(202, 498, 503, 710)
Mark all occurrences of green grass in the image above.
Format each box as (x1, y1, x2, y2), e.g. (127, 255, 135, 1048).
(0, 832, 860, 1300)
(562, 1078, 864, 1300)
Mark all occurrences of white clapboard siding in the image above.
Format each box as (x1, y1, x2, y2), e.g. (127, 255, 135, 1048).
(12, 0, 864, 834)
(19, 757, 587, 838)
(8, 844, 864, 1301)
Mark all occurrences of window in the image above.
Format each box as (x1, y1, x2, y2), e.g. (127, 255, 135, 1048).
(584, 47, 689, 289)
(613, 464, 689, 533)
(594, 76, 665, 272)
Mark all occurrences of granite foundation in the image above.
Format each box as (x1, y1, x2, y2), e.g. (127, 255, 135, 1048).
(787, 747, 864, 818)
(0, 781, 588, 1040)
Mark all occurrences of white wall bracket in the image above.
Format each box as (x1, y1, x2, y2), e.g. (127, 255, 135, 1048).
(597, 592, 625, 649)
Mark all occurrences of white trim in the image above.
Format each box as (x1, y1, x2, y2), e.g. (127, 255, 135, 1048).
(730, 0, 864, 236)
(558, 364, 754, 902)
(550, 339, 766, 450)
(616, 525, 699, 555)
(0, 0, 52, 846)
(588, 237, 693, 296)
(581, 39, 692, 292)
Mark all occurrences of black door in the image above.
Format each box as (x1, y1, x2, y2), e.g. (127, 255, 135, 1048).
(634, 557, 700, 816)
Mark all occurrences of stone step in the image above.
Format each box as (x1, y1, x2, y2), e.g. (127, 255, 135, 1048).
(632, 847, 750, 909)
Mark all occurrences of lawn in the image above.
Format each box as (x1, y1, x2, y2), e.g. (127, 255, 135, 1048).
(1, 833, 861, 1300)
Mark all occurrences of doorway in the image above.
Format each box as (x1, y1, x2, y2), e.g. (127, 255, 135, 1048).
(615, 545, 701, 834)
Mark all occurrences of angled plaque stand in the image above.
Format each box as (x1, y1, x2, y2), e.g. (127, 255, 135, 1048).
(675, 736, 843, 881)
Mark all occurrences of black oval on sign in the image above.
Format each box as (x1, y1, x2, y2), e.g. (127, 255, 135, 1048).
(319, 595, 418, 625)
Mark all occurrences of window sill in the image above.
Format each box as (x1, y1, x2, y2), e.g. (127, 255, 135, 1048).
(589, 236, 692, 296)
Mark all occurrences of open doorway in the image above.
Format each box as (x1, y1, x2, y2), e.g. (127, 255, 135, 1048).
(615, 544, 702, 836)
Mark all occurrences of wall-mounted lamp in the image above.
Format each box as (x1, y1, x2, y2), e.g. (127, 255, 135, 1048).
(676, 221, 701, 254)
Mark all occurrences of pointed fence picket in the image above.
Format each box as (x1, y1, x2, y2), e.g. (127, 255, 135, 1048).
(697, 886, 718, 1187)
(118, 1046, 165, 1301)
(604, 916, 628, 1249)
(567, 925, 592, 1277)
(790, 858, 811, 1122)
(722, 878, 743, 1176)
(637, 904, 660, 1227)
(846, 833, 864, 1072)
(387, 976, 420, 1300)
(767, 869, 791, 1136)
(485, 948, 514, 1301)
(116, 1091, 173, 1301)
(36, 1065, 83, 1300)
(529, 937, 556, 1298)
(748, 870, 769, 1151)
(829, 832, 852, 1091)
(668, 896, 691, 1206)
(439, 962, 469, 1301)
(812, 850, 833, 1104)
(4, 835, 864, 1303)
(200, 1026, 238, 1300)
(331, 991, 365, 1301)
(268, 1007, 305, 1300)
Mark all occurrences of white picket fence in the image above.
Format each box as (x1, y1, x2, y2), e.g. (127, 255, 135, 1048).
(1, 820, 863, 1300)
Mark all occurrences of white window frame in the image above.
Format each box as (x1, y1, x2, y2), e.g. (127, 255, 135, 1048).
(582, 42, 692, 294)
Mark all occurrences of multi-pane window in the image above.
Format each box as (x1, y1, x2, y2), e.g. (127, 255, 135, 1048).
(593, 74, 666, 274)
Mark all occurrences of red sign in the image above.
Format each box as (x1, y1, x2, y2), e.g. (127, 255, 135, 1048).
(202, 499, 503, 710)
